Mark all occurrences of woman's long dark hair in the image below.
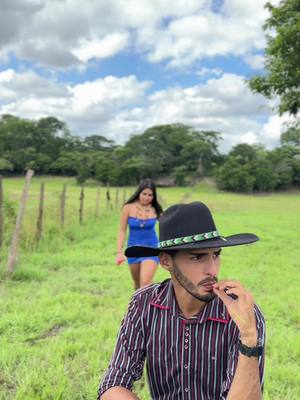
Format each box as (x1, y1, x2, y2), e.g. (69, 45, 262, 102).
(125, 178, 163, 217)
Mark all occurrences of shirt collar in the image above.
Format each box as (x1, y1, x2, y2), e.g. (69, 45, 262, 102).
(150, 279, 229, 324)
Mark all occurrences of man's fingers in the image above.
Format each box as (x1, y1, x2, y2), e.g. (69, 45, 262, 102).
(214, 280, 243, 291)
(213, 287, 234, 306)
(224, 287, 244, 298)
(213, 281, 248, 298)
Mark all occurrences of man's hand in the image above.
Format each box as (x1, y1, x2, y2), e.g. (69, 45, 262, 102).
(213, 280, 257, 346)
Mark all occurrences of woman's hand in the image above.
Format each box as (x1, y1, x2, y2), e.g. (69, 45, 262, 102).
(116, 252, 126, 265)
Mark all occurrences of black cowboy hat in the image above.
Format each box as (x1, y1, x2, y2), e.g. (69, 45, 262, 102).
(125, 201, 259, 258)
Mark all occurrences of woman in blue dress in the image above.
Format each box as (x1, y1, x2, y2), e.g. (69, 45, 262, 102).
(115, 179, 163, 290)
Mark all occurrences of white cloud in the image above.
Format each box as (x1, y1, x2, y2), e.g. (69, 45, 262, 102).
(0, 68, 69, 101)
(244, 53, 265, 70)
(0, 68, 14, 82)
(237, 131, 258, 145)
(69, 75, 151, 112)
(197, 67, 223, 78)
(139, 0, 268, 67)
(0, 68, 151, 135)
(262, 114, 294, 143)
(72, 32, 129, 62)
(0, 0, 269, 69)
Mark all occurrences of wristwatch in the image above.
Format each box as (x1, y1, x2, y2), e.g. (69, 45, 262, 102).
(238, 339, 263, 357)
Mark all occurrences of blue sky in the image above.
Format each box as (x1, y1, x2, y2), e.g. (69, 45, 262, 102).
(0, 0, 290, 152)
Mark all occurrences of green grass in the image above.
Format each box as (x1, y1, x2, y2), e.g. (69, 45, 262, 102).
(0, 176, 299, 399)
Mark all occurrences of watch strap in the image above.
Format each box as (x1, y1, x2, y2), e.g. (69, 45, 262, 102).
(238, 339, 263, 357)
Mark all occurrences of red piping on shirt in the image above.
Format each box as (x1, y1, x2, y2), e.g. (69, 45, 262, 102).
(207, 316, 229, 324)
(150, 302, 170, 310)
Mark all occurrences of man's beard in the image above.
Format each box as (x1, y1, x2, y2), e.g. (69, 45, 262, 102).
(172, 260, 218, 302)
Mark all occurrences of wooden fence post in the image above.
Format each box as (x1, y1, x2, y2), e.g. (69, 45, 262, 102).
(60, 184, 66, 229)
(95, 187, 101, 218)
(123, 188, 126, 206)
(115, 188, 119, 210)
(79, 186, 84, 225)
(106, 183, 111, 210)
(0, 176, 3, 248)
(7, 169, 34, 273)
(35, 182, 45, 243)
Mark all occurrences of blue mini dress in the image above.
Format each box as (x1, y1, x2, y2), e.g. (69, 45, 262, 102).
(127, 216, 160, 265)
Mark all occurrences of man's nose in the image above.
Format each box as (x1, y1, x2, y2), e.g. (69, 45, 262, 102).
(204, 255, 218, 276)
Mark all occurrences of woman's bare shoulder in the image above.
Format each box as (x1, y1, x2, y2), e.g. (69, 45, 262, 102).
(123, 203, 135, 213)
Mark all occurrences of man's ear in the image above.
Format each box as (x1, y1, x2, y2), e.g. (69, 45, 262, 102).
(159, 252, 173, 272)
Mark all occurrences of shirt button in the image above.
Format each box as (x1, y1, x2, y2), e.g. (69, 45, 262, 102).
(184, 364, 188, 369)
(185, 326, 190, 331)
(185, 339, 188, 343)
(184, 387, 189, 392)
(185, 333, 189, 337)
(184, 345, 188, 349)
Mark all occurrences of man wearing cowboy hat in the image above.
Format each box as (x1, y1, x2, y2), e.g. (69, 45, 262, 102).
(98, 202, 265, 400)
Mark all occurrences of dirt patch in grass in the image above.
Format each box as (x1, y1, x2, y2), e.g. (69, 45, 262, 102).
(25, 324, 64, 345)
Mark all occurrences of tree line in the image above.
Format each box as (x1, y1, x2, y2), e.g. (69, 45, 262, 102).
(0, 114, 299, 192)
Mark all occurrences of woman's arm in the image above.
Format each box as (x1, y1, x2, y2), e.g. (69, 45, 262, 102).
(115, 204, 130, 264)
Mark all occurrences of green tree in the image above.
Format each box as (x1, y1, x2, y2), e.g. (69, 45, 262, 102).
(215, 144, 279, 192)
(281, 125, 300, 147)
(267, 147, 295, 187)
(94, 154, 120, 185)
(180, 132, 221, 176)
(50, 152, 78, 175)
(278, 127, 300, 185)
(216, 157, 255, 192)
(291, 154, 300, 185)
(251, 157, 278, 191)
(229, 143, 258, 163)
(248, 0, 300, 116)
(82, 135, 115, 151)
(173, 165, 189, 186)
(0, 158, 13, 172)
(124, 124, 221, 179)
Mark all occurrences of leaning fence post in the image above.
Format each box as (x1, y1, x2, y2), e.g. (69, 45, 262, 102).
(79, 186, 84, 225)
(7, 169, 34, 273)
(35, 182, 45, 243)
(0, 176, 3, 248)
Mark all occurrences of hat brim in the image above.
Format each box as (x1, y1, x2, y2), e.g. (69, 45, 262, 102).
(125, 233, 259, 258)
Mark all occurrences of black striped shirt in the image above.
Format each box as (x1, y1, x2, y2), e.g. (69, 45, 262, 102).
(98, 279, 265, 399)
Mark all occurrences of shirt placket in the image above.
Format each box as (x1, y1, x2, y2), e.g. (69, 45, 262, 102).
(181, 319, 197, 399)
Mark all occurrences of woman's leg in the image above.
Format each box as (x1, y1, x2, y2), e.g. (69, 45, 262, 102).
(140, 259, 158, 288)
(129, 263, 141, 290)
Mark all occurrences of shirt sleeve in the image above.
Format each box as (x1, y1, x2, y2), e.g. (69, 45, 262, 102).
(220, 305, 266, 399)
(97, 295, 146, 399)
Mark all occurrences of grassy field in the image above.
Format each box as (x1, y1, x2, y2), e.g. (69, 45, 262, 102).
(0, 176, 299, 399)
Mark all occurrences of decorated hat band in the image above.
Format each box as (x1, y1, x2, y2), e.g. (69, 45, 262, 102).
(159, 230, 221, 248)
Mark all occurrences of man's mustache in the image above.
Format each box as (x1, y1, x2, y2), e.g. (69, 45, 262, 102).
(197, 276, 218, 286)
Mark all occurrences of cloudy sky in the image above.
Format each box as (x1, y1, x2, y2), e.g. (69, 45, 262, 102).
(0, 0, 291, 152)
